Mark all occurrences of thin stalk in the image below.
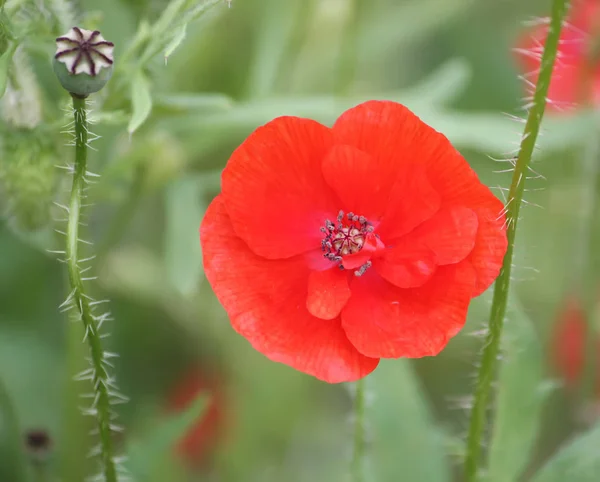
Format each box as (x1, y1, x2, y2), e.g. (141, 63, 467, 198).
(66, 96, 117, 482)
(352, 378, 366, 482)
(463, 0, 571, 480)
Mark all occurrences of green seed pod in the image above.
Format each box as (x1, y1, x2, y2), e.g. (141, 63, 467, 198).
(53, 27, 114, 97)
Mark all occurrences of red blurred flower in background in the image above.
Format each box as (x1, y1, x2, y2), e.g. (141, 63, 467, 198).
(516, 0, 600, 111)
(166, 369, 225, 468)
(552, 296, 600, 393)
(200, 100, 507, 383)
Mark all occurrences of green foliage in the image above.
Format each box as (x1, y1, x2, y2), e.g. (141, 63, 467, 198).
(485, 301, 552, 482)
(0, 131, 57, 230)
(0, 43, 15, 98)
(164, 177, 206, 296)
(369, 360, 450, 482)
(128, 70, 153, 134)
(530, 422, 600, 482)
(0, 377, 27, 482)
(126, 392, 208, 479)
(0, 0, 597, 481)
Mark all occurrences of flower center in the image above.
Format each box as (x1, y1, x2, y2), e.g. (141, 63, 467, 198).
(320, 211, 376, 276)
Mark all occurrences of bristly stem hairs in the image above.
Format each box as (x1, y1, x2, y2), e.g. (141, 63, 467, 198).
(66, 96, 119, 482)
(53, 28, 124, 482)
(463, 0, 571, 480)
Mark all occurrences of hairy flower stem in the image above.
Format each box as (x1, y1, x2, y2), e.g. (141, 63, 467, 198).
(67, 96, 117, 482)
(352, 378, 366, 482)
(463, 0, 570, 479)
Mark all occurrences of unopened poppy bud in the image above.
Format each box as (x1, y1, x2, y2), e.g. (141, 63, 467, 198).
(52, 27, 114, 97)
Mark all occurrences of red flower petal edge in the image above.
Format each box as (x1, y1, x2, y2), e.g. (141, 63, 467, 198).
(200, 100, 507, 383)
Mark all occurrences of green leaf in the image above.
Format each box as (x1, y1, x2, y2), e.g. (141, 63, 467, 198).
(402, 58, 471, 106)
(369, 360, 450, 482)
(485, 301, 551, 482)
(128, 71, 153, 135)
(530, 422, 600, 482)
(0, 377, 27, 482)
(126, 392, 209, 479)
(164, 177, 206, 296)
(0, 42, 16, 99)
(164, 23, 187, 63)
(247, 0, 297, 97)
(361, 0, 477, 54)
(154, 92, 233, 115)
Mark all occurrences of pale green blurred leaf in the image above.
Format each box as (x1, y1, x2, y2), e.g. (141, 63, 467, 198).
(404, 58, 471, 105)
(154, 92, 233, 115)
(247, 0, 297, 97)
(136, 0, 223, 66)
(164, 23, 187, 62)
(486, 301, 548, 482)
(126, 392, 208, 479)
(0, 43, 16, 99)
(369, 360, 450, 482)
(361, 0, 478, 55)
(529, 422, 600, 482)
(128, 71, 153, 134)
(164, 177, 206, 296)
(164, 58, 591, 162)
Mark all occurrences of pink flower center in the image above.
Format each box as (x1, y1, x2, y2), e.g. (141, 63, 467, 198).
(320, 211, 379, 276)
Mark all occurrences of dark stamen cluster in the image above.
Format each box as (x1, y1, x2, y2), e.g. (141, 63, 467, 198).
(320, 211, 375, 275)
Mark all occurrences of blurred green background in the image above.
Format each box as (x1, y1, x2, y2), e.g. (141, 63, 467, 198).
(1, 0, 599, 481)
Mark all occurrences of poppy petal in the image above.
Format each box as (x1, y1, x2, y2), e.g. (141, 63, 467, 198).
(201, 196, 379, 383)
(341, 263, 476, 358)
(221, 116, 339, 259)
(373, 244, 437, 289)
(321, 144, 398, 221)
(467, 207, 508, 296)
(307, 269, 351, 320)
(376, 167, 442, 241)
(333, 102, 443, 238)
(401, 205, 479, 265)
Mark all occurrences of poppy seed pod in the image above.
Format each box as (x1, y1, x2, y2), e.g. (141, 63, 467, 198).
(53, 27, 114, 97)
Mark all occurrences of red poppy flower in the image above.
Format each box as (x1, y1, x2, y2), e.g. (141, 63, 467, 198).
(516, 0, 600, 111)
(200, 100, 507, 383)
(166, 369, 225, 467)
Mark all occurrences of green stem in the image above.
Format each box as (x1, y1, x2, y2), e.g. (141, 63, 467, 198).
(352, 378, 366, 482)
(463, 0, 570, 479)
(66, 96, 117, 482)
